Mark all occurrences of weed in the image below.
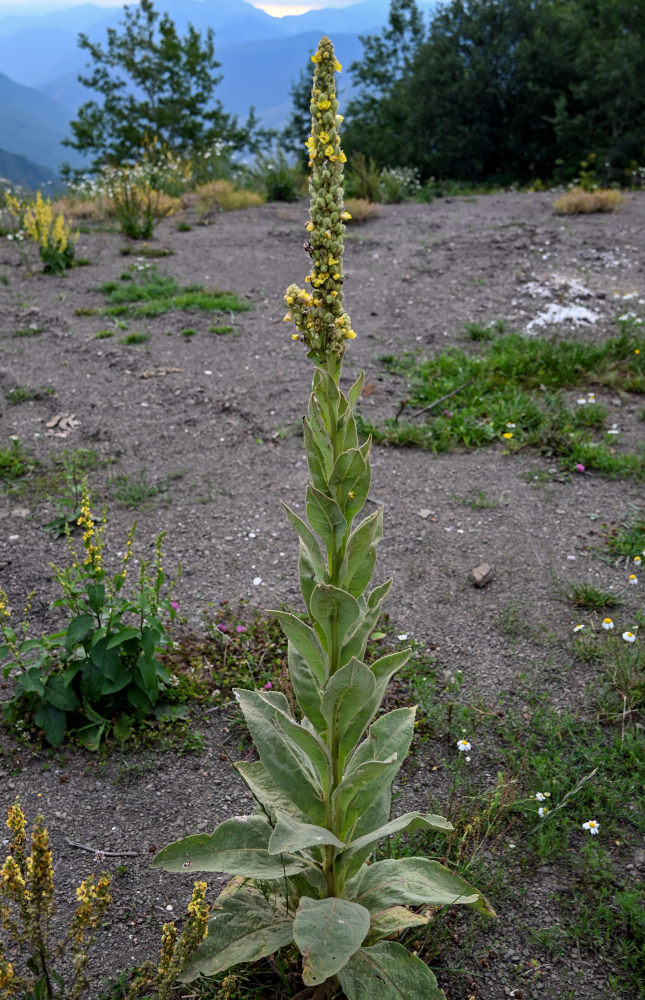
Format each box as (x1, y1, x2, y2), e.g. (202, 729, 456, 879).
(463, 319, 506, 341)
(119, 244, 174, 259)
(13, 325, 42, 338)
(343, 197, 382, 223)
(359, 328, 645, 477)
(605, 512, 645, 558)
(563, 582, 620, 610)
(0, 437, 34, 481)
(98, 267, 251, 319)
(554, 188, 625, 214)
(209, 324, 237, 335)
(107, 469, 167, 509)
(119, 332, 149, 345)
(94, 329, 114, 339)
(176, 220, 192, 232)
(451, 490, 499, 509)
(5, 385, 54, 405)
(181, 327, 196, 338)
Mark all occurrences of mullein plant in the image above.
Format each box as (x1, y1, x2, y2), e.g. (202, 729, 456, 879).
(154, 36, 494, 999)
(0, 800, 111, 998)
(5, 191, 77, 274)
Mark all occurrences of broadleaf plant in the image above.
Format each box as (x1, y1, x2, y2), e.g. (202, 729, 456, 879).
(154, 36, 495, 998)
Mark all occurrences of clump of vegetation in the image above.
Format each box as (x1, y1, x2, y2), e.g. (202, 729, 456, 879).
(0, 482, 178, 747)
(344, 197, 381, 223)
(0, 799, 111, 998)
(5, 190, 77, 274)
(183, 180, 263, 218)
(554, 187, 625, 214)
(359, 327, 645, 477)
(98, 266, 252, 319)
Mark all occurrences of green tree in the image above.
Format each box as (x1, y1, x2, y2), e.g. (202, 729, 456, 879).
(282, 59, 315, 169)
(344, 0, 426, 167)
(64, 0, 248, 170)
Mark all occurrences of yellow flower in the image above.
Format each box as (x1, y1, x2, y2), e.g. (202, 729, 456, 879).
(325, 145, 334, 157)
(335, 59, 342, 71)
(305, 221, 314, 231)
(311, 53, 320, 63)
(502, 432, 513, 439)
(341, 211, 351, 220)
(283, 312, 292, 322)
(346, 330, 356, 339)
(339, 151, 347, 163)
(318, 131, 330, 144)
(292, 333, 300, 340)
(318, 100, 331, 110)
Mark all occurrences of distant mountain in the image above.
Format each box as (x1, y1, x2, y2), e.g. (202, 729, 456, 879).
(0, 147, 59, 189)
(0, 71, 83, 172)
(0, 0, 438, 169)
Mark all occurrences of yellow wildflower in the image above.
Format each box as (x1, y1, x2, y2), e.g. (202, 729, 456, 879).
(341, 211, 352, 220)
(305, 222, 314, 231)
(346, 330, 356, 339)
(335, 59, 342, 71)
(311, 53, 320, 63)
(283, 312, 292, 322)
(318, 100, 331, 110)
(318, 131, 330, 144)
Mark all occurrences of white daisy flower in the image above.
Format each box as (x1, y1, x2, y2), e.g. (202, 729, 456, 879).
(573, 624, 585, 632)
(582, 819, 599, 835)
(622, 631, 636, 643)
(457, 739, 471, 752)
(602, 618, 614, 630)
(628, 574, 637, 585)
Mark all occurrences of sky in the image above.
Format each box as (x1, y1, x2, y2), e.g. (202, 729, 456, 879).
(0, 0, 358, 12)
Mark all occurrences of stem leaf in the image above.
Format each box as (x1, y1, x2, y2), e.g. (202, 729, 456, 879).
(347, 857, 496, 918)
(269, 811, 345, 855)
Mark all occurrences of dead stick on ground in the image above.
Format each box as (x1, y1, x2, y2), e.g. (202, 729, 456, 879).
(66, 839, 138, 857)
(407, 378, 475, 421)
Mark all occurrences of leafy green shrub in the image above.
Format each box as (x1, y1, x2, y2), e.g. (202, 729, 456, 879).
(251, 149, 304, 202)
(0, 483, 178, 748)
(379, 165, 421, 203)
(153, 38, 492, 999)
(345, 151, 382, 202)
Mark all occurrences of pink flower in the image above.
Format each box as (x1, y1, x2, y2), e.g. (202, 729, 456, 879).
(235, 625, 246, 633)
(575, 463, 585, 473)
(263, 681, 273, 690)
(216, 623, 228, 633)
(442, 409, 453, 418)
(170, 601, 179, 611)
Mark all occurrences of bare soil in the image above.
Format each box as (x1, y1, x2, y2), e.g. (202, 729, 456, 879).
(0, 191, 643, 999)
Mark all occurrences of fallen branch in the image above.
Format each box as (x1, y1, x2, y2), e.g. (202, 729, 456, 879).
(407, 378, 475, 421)
(65, 839, 138, 858)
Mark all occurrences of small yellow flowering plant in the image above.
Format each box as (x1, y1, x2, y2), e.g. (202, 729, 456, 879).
(0, 482, 178, 748)
(5, 190, 77, 274)
(154, 38, 493, 999)
(0, 800, 111, 999)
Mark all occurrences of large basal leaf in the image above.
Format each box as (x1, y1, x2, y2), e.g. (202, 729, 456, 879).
(306, 483, 346, 556)
(268, 811, 344, 855)
(294, 896, 371, 986)
(287, 642, 325, 733)
(180, 885, 294, 981)
(366, 906, 430, 945)
(272, 611, 327, 685)
(341, 812, 453, 868)
(347, 857, 496, 918)
(339, 941, 445, 1000)
(43, 674, 80, 712)
(310, 583, 360, 659)
(235, 688, 325, 823)
(321, 657, 376, 763)
(234, 761, 310, 824)
(151, 816, 309, 878)
(33, 704, 66, 748)
(341, 579, 392, 665)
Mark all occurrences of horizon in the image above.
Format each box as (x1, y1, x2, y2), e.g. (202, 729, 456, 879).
(0, 0, 360, 13)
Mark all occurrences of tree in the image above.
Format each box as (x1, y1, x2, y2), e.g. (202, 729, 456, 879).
(64, 0, 248, 170)
(282, 59, 315, 169)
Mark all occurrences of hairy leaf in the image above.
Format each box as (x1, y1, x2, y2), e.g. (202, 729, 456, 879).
(294, 896, 371, 986)
(342, 812, 452, 867)
(310, 583, 361, 661)
(269, 812, 344, 855)
(180, 886, 293, 981)
(347, 858, 496, 918)
(339, 940, 445, 1000)
(272, 612, 327, 685)
(152, 816, 309, 878)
